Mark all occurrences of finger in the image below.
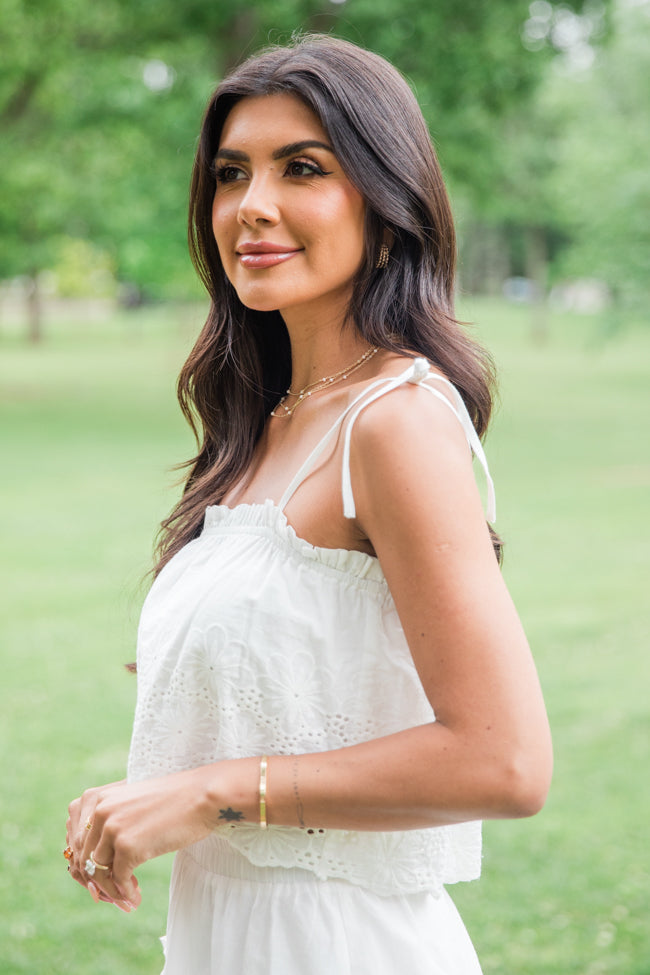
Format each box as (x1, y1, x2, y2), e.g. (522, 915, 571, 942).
(80, 846, 112, 889)
(69, 816, 104, 891)
(67, 852, 120, 906)
(79, 815, 102, 868)
(67, 796, 81, 832)
(67, 793, 92, 841)
(86, 881, 127, 910)
(83, 814, 142, 904)
(80, 844, 141, 910)
(77, 812, 124, 900)
(74, 808, 99, 861)
(76, 857, 139, 911)
(96, 868, 141, 908)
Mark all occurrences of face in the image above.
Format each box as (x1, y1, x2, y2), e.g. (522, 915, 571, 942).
(211, 93, 366, 322)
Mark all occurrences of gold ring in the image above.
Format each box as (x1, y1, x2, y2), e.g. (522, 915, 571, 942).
(88, 850, 111, 873)
(63, 846, 73, 861)
(84, 818, 93, 831)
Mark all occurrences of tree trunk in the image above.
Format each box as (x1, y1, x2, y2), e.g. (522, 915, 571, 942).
(221, 10, 260, 73)
(459, 223, 510, 296)
(525, 227, 548, 344)
(26, 273, 43, 343)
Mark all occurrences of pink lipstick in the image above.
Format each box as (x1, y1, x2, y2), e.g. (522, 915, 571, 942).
(237, 241, 301, 269)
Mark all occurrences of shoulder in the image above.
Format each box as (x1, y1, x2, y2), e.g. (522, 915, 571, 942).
(347, 358, 488, 547)
(350, 357, 470, 467)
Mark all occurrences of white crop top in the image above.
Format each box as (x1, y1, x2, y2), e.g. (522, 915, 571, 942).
(127, 358, 495, 896)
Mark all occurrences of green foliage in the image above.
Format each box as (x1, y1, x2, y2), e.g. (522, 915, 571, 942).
(0, 0, 223, 295)
(0, 0, 604, 302)
(543, 0, 650, 311)
(7, 0, 647, 318)
(321, 0, 548, 195)
(0, 301, 648, 972)
(51, 237, 117, 297)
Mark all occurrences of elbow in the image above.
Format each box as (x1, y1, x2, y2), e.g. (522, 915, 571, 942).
(492, 747, 553, 819)
(503, 772, 550, 819)
(494, 759, 551, 819)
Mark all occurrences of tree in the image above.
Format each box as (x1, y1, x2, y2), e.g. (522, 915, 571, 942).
(543, 0, 650, 321)
(0, 0, 610, 337)
(0, 0, 229, 335)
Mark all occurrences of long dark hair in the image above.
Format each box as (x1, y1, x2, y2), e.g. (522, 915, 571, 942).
(155, 34, 499, 574)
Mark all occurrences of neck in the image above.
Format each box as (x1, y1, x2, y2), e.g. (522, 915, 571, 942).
(281, 301, 371, 392)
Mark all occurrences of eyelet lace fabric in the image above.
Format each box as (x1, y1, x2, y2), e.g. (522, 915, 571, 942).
(127, 499, 482, 897)
(128, 363, 493, 898)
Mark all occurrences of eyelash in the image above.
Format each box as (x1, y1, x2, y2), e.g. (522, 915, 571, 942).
(214, 158, 332, 183)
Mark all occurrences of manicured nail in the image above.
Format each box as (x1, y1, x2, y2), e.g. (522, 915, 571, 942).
(114, 900, 134, 913)
(88, 882, 100, 904)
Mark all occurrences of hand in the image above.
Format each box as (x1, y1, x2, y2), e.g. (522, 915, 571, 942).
(66, 766, 222, 910)
(66, 779, 132, 910)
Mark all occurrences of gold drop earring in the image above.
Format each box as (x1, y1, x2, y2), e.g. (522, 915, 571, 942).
(375, 243, 389, 269)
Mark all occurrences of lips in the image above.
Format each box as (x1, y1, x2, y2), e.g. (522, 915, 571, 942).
(237, 241, 301, 269)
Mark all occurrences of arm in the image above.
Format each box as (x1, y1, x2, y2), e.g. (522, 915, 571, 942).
(203, 382, 551, 829)
(70, 384, 551, 900)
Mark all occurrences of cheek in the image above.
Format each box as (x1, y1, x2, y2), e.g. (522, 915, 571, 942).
(329, 199, 366, 268)
(334, 187, 365, 251)
(211, 198, 237, 265)
(212, 191, 237, 232)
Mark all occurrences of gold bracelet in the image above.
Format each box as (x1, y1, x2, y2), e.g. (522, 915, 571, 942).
(259, 756, 268, 829)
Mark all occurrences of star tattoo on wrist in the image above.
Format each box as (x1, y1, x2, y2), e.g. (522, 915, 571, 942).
(219, 807, 245, 822)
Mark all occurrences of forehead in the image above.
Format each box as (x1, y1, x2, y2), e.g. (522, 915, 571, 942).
(218, 93, 328, 149)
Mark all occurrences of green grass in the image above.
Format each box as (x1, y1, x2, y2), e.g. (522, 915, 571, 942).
(1, 299, 648, 974)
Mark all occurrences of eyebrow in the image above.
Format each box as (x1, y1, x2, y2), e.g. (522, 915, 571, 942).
(215, 140, 335, 162)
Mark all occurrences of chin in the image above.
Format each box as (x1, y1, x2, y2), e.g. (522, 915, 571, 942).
(239, 296, 283, 314)
(232, 282, 284, 313)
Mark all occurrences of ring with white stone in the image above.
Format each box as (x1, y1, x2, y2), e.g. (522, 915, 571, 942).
(85, 851, 111, 876)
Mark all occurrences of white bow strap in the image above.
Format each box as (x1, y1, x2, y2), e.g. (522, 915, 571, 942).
(278, 376, 394, 513)
(341, 360, 428, 518)
(341, 358, 496, 523)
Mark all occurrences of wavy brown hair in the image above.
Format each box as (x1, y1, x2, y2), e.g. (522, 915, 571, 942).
(155, 34, 500, 575)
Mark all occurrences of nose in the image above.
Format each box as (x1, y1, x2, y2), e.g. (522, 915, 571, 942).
(237, 173, 280, 228)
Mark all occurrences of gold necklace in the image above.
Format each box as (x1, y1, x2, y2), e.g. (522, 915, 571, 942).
(271, 346, 379, 418)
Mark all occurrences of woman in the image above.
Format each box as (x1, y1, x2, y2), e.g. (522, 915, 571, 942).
(66, 35, 552, 974)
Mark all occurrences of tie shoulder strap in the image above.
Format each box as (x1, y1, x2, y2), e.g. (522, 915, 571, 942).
(340, 358, 496, 523)
(277, 376, 392, 513)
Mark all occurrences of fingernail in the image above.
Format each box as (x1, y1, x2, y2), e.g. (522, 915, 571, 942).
(114, 900, 134, 913)
(88, 882, 100, 904)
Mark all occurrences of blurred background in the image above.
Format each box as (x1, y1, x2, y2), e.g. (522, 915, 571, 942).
(1, 1, 648, 973)
(2, 0, 649, 335)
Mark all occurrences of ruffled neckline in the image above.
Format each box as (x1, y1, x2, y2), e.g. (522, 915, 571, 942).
(203, 499, 386, 584)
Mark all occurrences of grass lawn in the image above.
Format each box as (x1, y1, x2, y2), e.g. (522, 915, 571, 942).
(1, 298, 648, 974)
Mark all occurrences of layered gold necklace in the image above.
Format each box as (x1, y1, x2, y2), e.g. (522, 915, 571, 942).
(271, 346, 379, 418)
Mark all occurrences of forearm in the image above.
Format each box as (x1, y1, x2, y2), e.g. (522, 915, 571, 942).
(202, 720, 551, 833)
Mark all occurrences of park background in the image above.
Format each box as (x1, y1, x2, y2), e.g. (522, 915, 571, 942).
(1, 0, 648, 973)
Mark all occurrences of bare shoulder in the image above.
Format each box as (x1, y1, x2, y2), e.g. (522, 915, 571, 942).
(348, 358, 489, 556)
(350, 359, 470, 470)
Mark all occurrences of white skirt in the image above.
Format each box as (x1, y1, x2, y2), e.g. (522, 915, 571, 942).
(161, 837, 483, 975)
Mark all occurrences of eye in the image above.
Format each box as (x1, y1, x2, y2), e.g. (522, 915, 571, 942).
(285, 159, 330, 178)
(214, 164, 247, 184)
